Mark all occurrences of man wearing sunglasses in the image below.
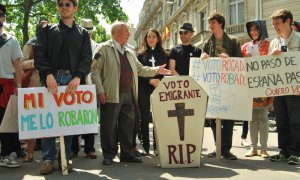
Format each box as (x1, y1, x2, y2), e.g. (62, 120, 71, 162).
(35, 0, 92, 175)
(0, 3, 23, 168)
(169, 23, 201, 75)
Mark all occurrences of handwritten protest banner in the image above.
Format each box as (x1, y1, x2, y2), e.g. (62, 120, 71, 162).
(18, 85, 98, 139)
(190, 57, 252, 121)
(151, 76, 208, 168)
(246, 51, 300, 97)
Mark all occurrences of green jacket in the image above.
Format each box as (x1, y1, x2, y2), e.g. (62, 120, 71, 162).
(91, 40, 160, 103)
(202, 32, 242, 57)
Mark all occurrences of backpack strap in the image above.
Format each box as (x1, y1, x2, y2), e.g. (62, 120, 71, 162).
(0, 33, 12, 49)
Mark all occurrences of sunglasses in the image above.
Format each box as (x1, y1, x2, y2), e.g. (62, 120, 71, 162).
(179, 31, 190, 35)
(58, 2, 72, 8)
(0, 13, 5, 18)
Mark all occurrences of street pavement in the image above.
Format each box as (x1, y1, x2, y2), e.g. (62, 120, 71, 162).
(0, 123, 299, 180)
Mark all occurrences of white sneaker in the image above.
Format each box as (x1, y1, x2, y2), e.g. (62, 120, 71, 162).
(0, 156, 20, 168)
(241, 139, 250, 147)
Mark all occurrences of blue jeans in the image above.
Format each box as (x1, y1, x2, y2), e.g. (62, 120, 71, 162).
(41, 72, 73, 161)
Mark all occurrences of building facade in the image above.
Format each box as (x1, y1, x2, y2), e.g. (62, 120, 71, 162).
(135, 0, 300, 50)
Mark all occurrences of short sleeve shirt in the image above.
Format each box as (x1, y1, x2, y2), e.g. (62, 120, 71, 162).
(0, 33, 23, 79)
(169, 44, 201, 75)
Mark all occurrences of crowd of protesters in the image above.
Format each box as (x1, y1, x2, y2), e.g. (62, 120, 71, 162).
(0, 0, 300, 176)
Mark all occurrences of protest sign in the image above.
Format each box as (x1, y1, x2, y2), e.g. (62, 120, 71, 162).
(245, 51, 300, 97)
(190, 57, 252, 121)
(151, 76, 208, 168)
(18, 85, 98, 139)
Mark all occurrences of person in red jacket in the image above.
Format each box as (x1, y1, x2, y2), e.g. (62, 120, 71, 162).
(241, 19, 272, 158)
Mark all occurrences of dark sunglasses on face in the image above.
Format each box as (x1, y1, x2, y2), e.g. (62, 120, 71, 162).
(179, 31, 189, 35)
(0, 13, 5, 18)
(58, 2, 72, 8)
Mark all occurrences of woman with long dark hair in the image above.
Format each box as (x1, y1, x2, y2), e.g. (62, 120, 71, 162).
(137, 28, 169, 155)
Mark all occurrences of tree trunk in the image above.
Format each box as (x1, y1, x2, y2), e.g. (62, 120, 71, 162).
(23, 0, 33, 46)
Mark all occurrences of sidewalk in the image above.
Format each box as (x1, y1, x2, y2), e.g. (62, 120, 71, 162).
(0, 124, 299, 180)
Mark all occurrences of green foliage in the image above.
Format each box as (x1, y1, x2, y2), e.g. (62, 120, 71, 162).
(2, 0, 128, 46)
(93, 25, 111, 43)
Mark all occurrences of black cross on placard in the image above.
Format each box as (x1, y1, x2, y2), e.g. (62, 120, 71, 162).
(168, 103, 194, 141)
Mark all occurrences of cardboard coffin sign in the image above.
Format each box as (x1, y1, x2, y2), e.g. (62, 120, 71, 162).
(151, 76, 208, 168)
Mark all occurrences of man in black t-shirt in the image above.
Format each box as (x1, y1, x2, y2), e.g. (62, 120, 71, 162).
(169, 23, 201, 75)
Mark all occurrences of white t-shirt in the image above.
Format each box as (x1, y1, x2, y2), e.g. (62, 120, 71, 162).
(0, 33, 23, 79)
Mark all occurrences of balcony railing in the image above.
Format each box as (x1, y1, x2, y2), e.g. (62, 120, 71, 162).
(225, 22, 246, 34)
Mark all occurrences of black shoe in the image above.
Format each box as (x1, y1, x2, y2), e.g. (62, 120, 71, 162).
(58, 161, 73, 172)
(102, 158, 112, 165)
(16, 149, 27, 158)
(120, 157, 142, 163)
(207, 151, 216, 158)
(141, 150, 149, 156)
(222, 151, 238, 160)
(270, 153, 288, 162)
(70, 152, 78, 159)
(133, 149, 142, 157)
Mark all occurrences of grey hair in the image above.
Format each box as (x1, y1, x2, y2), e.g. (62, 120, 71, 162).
(110, 21, 128, 35)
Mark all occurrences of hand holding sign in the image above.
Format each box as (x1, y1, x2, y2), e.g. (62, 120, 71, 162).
(200, 52, 210, 60)
(65, 77, 80, 94)
(46, 74, 58, 94)
(271, 49, 282, 55)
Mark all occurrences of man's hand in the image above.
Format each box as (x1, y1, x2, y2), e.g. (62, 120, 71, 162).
(158, 64, 171, 75)
(149, 79, 160, 87)
(219, 53, 229, 58)
(98, 93, 106, 104)
(46, 74, 58, 94)
(14, 85, 21, 96)
(271, 49, 282, 55)
(244, 52, 252, 57)
(200, 53, 210, 60)
(66, 77, 81, 94)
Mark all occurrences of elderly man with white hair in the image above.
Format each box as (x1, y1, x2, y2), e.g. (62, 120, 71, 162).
(91, 21, 170, 165)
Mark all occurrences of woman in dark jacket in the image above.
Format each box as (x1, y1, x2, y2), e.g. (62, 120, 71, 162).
(137, 28, 169, 155)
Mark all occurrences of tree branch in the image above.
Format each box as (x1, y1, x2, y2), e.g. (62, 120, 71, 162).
(3, 4, 23, 8)
(32, 0, 44, 5)
(30, 12, 55, 17)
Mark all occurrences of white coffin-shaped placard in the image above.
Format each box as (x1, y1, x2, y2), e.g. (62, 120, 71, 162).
(151, 76, 208, 168)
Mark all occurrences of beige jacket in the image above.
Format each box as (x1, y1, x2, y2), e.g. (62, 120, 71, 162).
(21, 44, 41, 87)
(91, 40, 160, 103)
(269, 30, 300, 52)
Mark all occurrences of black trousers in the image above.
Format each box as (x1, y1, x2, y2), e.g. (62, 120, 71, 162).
(100, 93, 135, 159)
(138, 102, 151, 151)
(274, 95, 300, 157)
(0, 107, 18, 157)
(211, 119, 234, 154)
(241, 121, 248, 139)
(71, 134, 95, 154)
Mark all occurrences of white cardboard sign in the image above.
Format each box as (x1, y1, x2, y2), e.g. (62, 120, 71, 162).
(189, 57, 252, 121)
(18, 85, 98, 139)
(151, 76, 208, 168)
(245, 51, 300, 97)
